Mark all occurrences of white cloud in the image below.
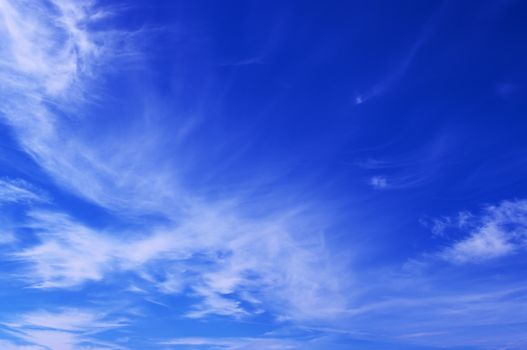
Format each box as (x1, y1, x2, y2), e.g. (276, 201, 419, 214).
(163, 337, 300, 349)
(5, 309, 126, 333)
(438, 200, 527, 263)
(2, 308, 127, 350)
(14, 211, 118, 288)
(358, 135, 450, 191)
(423, 211, 473, 237)
(14, 205, 348, 322)
(0, 340, 44, 350)
(0, 178, 46, 246)
(0, 0, 169, 215)
(0, 178, 46, 204)
(0, 0, 349, 326)
(442, 223, 516, 263)
(343, 199, 527, 348)
(369, 176, 388, 189)
(0, 0, 103, 96)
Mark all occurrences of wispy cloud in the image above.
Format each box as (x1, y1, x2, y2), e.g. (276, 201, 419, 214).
(13, 205, 348, 322)
(0, 178, 46, 246)
(0, 1, 349, 328)
(0, 340, 43, 350)
(334, 198, 527, 348)
(219, 57, 266, 66)
(420, 211, 472, 237)
(0, 0, 167, 214)
(0, 178, 47, 204)
(369, 176, 388, 190)
(0, 1, 525, 349)
(163, 337, 300, 349)
(358, 134, 451, 190)
(437, 199, 527, 263)
(1, 308, 128, 350)
(346, 279, 527, 349)
(353, 2, 446, 105)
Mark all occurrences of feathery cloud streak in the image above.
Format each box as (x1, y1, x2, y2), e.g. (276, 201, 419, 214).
(1, 308, 127, 350)
(13, 206, 347, 321)
(0, 0, 349, 326)
(0, 178, 47, 204)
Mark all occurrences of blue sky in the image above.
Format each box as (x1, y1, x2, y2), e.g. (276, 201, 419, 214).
(0, 0, 526, 349)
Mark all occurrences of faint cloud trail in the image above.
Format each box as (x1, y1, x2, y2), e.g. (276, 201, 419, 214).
(354, 1, 447, 105)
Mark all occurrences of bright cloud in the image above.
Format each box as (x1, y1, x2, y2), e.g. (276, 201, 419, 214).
(0, 178, 46, 204)
(13, 205, 348, 321)
(1, 309, 127, 350)
(0, 0, 349, 328)
(439, 200, 527, 263)
(163, 337, 300, 349)
(0, 1, 526, 349)
(0, 0, 170, 215)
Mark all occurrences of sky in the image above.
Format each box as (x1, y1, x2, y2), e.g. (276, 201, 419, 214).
(0, 0, 526, 349)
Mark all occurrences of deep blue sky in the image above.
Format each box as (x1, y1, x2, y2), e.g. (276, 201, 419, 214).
(0, 1, 526, 349)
